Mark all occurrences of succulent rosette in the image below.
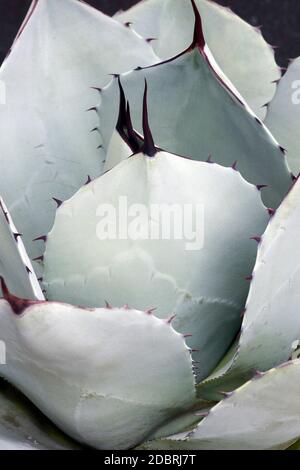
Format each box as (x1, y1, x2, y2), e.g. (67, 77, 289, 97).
(0, 0, 300, 451)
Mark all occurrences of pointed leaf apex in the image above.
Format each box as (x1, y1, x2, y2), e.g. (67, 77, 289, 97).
(0, 276, 40, 315)
(141, 80, 157, 157)
(190, 0, 205, 51)
(116, 78, 143, 153)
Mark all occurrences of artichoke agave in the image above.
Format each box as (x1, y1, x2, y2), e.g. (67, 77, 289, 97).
(0, 0, 300, 451)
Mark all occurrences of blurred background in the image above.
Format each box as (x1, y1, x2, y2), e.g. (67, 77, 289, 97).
(0, 0, 299, 67)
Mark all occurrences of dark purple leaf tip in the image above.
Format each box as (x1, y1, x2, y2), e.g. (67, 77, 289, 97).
(190, 0, 205, 51)
(116, 78, 143, 153)
(141, 80, 157, 157)
(0, 276, 41, 315)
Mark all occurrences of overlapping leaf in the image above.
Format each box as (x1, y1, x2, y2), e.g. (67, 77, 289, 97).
(114, 0, 281, 118)
(0, 0, 157, 263)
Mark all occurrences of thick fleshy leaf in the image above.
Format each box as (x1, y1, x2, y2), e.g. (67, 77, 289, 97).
(114, 0, 280, 119)
(0, 0, 157, 263)
(265, 57, 300, 175)
(0, 380, 79, 450)
(140, 360, 300, 450)
(99, 5, 291, 209)
(198, 177, 300, 400)
(43, 148, 268, 382)
(0, 287, 195, 450)
(0, 198, 44, 300)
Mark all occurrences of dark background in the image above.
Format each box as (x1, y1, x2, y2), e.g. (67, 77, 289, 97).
(0, 0, 299, 68)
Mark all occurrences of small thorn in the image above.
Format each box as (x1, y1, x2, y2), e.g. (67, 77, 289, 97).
(206, 154, 213, 164)
(183, 333, 193, 338)
(267, 208, 276, 217)
(135, 66, 142, 71)
(254, 117, 262, 125)
(90, 127, 99, 133)
(86, 106, 98, 113)
(245, 275, 253, 282)
(25, 266, 32, 274)
(13, 232, 22, 241)
(110, 74, 120, 79)
(146, 37, 156, 43)
(38, 277, 43, 282)
(220, 391, 234, 399)
(90, 86, 102, 93)
(97, 144, 103, 149)
(145, 307, 157, 315)
(254, 370, 265, 379)
(279, 145, 286, 154)
(53, 198, 63, 208)
(33, 235, 47, 243)
(256, 184, 268, 191)
(250, 236, 261, 244)
(166, 314, 176, 324)
(141, 80, 157, 157)
(33, 255, 44, 263)
(232, 161, 238, 171)
(240, 308, 246, 319)
(85, 175, 92, 185)
(105, 301, 112, 309)
(124, 21, 132, 27)
(191, 348, 200, 353)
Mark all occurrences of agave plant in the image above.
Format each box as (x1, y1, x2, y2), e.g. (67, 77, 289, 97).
(0, 0, 300, 451)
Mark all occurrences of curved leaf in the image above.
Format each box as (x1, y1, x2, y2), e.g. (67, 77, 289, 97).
(141, 360, 300, 450)
(114, 0, 280, 119)
(99, 4, 291, 209)
(43, 146, 268, 382)
(198, 177, 300, 400)
(0, 198, 44, 300)
(265, 57, 300, 175)
(0, 286, 195, 450)
(0, 0, 158, 262)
